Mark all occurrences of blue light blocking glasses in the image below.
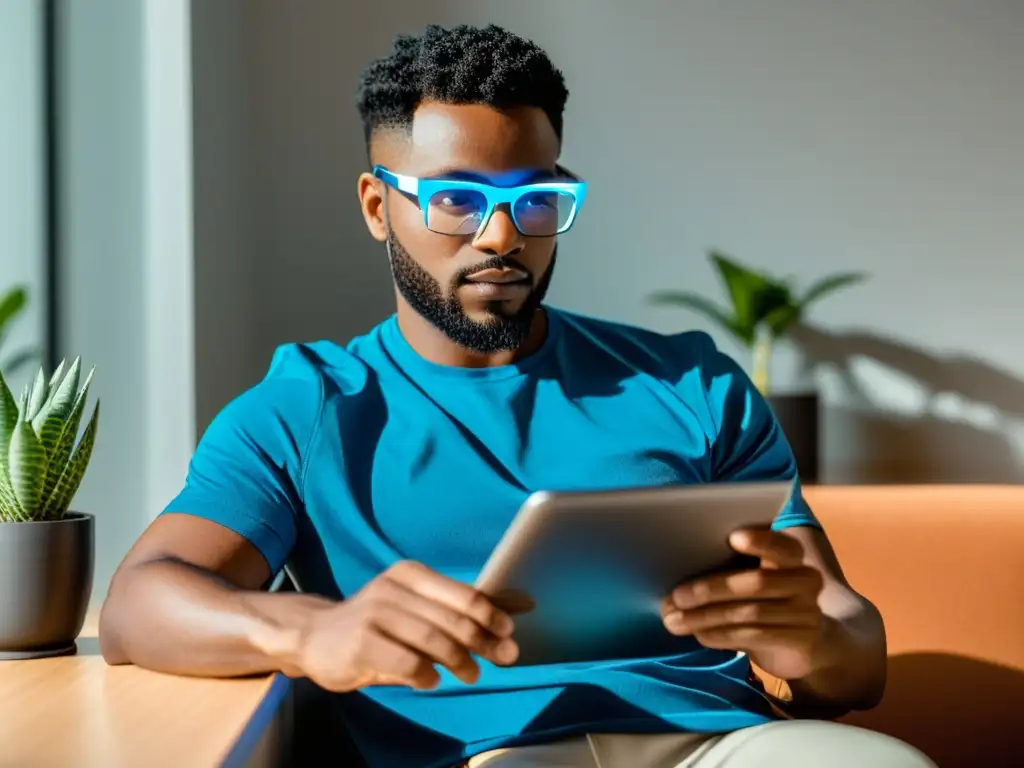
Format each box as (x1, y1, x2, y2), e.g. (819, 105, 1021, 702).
(373, 165, 588, 238)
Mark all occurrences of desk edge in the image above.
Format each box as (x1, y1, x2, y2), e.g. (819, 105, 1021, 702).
(219, 673, 294, 768)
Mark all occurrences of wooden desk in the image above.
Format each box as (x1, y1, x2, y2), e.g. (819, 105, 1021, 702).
(0, 612, 291, 767)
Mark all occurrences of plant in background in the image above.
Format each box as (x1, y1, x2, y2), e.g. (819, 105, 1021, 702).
(650, 251, 866, 393)
(0, 285, 38, 377)
(0, 358, 99, 523)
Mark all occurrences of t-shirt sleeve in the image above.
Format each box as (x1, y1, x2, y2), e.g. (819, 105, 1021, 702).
(163, 373, 324, 574)
(696, 333, 820, 531)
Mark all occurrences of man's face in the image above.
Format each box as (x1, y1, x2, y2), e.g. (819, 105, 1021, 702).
(370, 103, 561, 354)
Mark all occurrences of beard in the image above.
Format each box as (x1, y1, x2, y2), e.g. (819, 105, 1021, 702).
(386, 228, 555, 354)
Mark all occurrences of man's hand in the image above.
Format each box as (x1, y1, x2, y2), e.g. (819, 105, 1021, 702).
(287, 561, 519, 692)
(661, 527, 828, 680)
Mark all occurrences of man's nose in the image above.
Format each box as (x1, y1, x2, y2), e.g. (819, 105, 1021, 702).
(472, 205, 525, 257)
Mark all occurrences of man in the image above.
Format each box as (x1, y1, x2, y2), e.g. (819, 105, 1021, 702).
(100, 23, 934, 768)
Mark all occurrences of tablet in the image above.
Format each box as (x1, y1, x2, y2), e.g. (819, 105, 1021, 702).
(474, 481, 794, 666)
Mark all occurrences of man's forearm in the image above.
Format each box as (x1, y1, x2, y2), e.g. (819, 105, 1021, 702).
(99, 558, 331, 678)
(782, 594, 887, 718)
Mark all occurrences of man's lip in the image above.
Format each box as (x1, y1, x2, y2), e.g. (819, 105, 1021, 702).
(464, 268, 530, 284)
(463, 282, 530, 300)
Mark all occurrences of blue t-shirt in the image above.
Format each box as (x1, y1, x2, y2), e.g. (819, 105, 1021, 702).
(165, 307, 818, 768)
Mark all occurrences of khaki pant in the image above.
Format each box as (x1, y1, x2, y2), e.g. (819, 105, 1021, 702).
(467, 720, 936, 768)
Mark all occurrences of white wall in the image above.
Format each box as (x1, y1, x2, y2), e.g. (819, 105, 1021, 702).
(142, 0, 196, 521)
(59, 0, 195, 600)
(188, 0, 1024, 487)
(190, 0, 264, 430)
(0, 0, 46, 394)
(59, 0, 145, 601)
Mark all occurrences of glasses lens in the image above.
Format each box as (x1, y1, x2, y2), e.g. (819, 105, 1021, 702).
(513, 191, 577, 236)
(426, 189, 488, 236)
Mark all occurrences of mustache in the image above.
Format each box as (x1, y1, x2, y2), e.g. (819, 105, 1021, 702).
(454, 255, 533, 284)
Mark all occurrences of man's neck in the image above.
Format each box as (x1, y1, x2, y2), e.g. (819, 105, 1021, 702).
(394, 302, 548, 368)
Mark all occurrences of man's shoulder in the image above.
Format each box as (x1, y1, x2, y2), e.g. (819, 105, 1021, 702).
(263, 338, 373, 393)
(222, 327, 387, 428)
(551, 307, 723, 375)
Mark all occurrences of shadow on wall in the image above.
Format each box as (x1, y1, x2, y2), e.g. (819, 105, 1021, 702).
(789, 324, 1024, 484)
(839, 652, 1024, 768)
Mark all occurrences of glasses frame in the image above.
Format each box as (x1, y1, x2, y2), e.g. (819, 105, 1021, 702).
(372, 164, 588, 237)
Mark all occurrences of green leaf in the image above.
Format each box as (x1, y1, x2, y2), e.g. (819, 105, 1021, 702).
(709, 251, 789, 343)
(32, 357, 81, 451)
(45, 400, 99, 519)
(0, 370, 16, 458)
(8, 419, 48, 515)
(48, 359, 67, 390)
(763, 303, 803, 338)
(649, 291, 746, 344)
(0, 465, 26, 522)
(798, 272, 866, 310)
(26, 366, 49, 423)
(17, 385, 29, 421)
(0, 286, 27, 335)
(42, 365, 93, 505)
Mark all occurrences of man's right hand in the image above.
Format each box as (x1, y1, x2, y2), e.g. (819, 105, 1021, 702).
(290, 560, 519, 692)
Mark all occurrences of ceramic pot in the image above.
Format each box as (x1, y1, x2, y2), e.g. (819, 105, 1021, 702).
(0, 512, 94, 660)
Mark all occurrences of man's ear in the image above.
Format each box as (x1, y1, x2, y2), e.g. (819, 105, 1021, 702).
(357, 172, 387, 243)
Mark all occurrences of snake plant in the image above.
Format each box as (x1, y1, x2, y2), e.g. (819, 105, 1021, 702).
(651, 251, 866, 393)
(0, 358, 99, 523)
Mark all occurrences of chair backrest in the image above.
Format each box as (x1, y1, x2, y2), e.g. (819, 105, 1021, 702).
(805, 485, 1024, 768)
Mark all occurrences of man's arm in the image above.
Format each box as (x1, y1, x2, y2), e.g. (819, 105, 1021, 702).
(99, 357, 333, 676)
(101, 513, 519, 688)
(99, 513, 330, 677)
(664, 523, 886, 720)
(102, 358, 518, 687)
(756, 525, 887, 718)
(675, 332, 886, 717)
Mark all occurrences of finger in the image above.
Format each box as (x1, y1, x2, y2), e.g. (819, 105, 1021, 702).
(370, 603, 482, 684)
(660, 593, 676, 617)
(671, 566, 823, 610)
(371, 577, 519, 666)
(728, 528, 804, 568)
(663, 598, 821, 636)
(385, 561, 515, 637)
(689, 624, 820, 654)
(358, 629, 441, 690)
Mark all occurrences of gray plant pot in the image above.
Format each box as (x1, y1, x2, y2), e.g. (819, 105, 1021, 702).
(767, 391, 820, 484)
(0, 512, 94, 660)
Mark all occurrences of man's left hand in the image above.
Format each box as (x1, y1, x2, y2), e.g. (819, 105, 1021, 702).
(661, 527, 829, 681)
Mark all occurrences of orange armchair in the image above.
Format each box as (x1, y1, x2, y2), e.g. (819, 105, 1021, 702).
(803, 486, 1024, 767)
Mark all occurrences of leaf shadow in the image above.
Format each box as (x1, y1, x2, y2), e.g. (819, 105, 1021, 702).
(789, 324, 1024, 483)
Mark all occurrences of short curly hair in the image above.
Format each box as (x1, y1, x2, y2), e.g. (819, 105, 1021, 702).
(356, 24, 569, 150)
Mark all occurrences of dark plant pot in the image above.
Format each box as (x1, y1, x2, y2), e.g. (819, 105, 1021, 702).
(0, 512, 94, 660)
(767, 392, 820, 484)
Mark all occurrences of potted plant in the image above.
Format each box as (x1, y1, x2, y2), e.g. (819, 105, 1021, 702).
(0, 358, 99, 660)
(650, 250, 865, 482)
